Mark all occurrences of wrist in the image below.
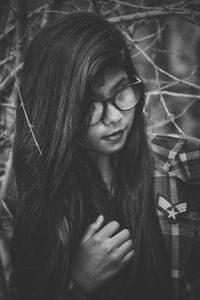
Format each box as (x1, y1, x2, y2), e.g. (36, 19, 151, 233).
(69, 281, 92, 300)
(72, 274, 97, 295)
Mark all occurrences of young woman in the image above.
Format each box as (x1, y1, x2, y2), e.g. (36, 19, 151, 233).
(10, 12, 200, 300)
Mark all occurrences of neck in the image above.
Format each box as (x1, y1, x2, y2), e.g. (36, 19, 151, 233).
(86, 150, 113, 190)
(97, 155, 112, 189)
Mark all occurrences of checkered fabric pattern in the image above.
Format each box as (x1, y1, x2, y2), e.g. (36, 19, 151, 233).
(150, 134, 200, 300)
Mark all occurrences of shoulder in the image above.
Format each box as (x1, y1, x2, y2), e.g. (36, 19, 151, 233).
(149, 133, 200, 152)
(149, 133, 200, 183)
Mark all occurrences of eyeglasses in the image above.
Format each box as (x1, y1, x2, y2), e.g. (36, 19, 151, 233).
(89, 76, 142, 126)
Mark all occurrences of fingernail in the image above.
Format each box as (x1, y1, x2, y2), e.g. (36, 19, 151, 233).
(96, 215, 103, 223)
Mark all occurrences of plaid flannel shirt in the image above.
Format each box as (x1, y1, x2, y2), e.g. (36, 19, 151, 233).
(0, 134, 200, 300)
(150, 134, 200, 300)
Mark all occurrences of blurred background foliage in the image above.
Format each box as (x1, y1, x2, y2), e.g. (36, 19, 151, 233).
(0, 0, 200, 198)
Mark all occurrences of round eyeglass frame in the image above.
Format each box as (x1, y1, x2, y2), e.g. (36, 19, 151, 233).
(89, 76, 142, 126)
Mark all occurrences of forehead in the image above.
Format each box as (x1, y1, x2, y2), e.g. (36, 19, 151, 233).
(92, 65, 129, 99)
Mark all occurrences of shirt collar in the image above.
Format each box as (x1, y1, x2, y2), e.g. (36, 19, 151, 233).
(149, 133, 200, 183)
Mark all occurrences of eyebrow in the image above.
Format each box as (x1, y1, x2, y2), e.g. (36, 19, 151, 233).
(110, 76, 129, 94)
(93, 75, 130, 102)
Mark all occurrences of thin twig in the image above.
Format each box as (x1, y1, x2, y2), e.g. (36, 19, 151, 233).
(175, 0, 193, 9)
(15, 76, 42, 156)
(150, 66, 199, 91)
(129, 23, 165, 46)
(151, 0, 200, 26)
(89, 0, 101, 14)
(45, 0, 66, 23)
(0, 3, 48, 43)
(0, 103, 17, 109)
(0, 63, 23, 93)
(108, 0, 188, 10)
(159, 94, 185, 135)
(167, 9, 200, 26)
(0, 56, 14, 67)
(0, 25, 15, 43)
(124, 30, 198, 90)
(149, 100, 196, 130)
(28, 3, 49, 18)
(150, 49, 184, 135)
(43, 10, 69, 15)
(0, 123, 15, 139)
(133, 31, 162, 58)
(15, 0, 28, 65)
(108, 9, 197, 24)
(15, 12, 42, 50)
(133, 42, 200, 91)
(134, 31, 162, 43)
(150, 47, 184, 59)
(0, 150, 13, 210)
(147, 91, 200, 99)
(103, 7, 119, 17)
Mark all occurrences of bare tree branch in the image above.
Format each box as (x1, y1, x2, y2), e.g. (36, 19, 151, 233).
(89, 0, 101, 14)
(0, 103, 16, 109)
(0, 25, 15, 43)
(149, 100, 196, 130)
(153, 0, 200, 26)
(0, 124, 15, 139)
(133, 23, 165, 58)
(16, 0, 28, 65)
(0, 63, 23, 93)
(133, 42, 200, 91)
(45, 0, 66, 24)
(0, 150, 13, 207)
(0, 3, 48, 43)
(159, 93, 185, 135)
(108, 9, 199, 24)
(0, 56, 13, 67)
(148, 91, 200, 99)
(109, 0, 199, 10)
(15, 76, 42, 156)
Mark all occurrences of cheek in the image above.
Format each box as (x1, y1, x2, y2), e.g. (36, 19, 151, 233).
(124, 108, 135, 129)
(83, 125, 103, 149)
(83, 109, 136, 152)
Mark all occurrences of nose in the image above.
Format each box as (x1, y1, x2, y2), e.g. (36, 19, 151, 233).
(103, 103, 123, 125)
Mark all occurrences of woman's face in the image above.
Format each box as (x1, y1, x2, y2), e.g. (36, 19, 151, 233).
(83, 65, 136, 156)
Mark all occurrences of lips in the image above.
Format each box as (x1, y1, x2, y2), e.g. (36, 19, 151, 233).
(103, 129, 124, 140)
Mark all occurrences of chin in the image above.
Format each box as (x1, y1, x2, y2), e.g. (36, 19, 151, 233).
(99, 140, 126, 154)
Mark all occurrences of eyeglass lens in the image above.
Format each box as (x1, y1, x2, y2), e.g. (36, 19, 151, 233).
(89, 80, 141, 126)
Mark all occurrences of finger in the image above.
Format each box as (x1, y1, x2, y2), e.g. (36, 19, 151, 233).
(95, 221, 120, 240)
(110, 229, 130, 248)
(120, 249, 135, 267)
(81, 215, 104, 244)
(115, 240, 134, 260)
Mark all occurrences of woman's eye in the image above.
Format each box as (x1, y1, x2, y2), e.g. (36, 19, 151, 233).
(116, 87, 126, 101)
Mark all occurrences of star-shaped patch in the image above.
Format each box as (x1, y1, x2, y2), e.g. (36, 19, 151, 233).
(157, 194, 187, 224)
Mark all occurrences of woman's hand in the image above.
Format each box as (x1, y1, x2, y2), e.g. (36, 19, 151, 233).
(72, 215, 134, 294)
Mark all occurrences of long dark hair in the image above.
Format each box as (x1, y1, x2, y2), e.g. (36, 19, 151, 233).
(11, 12, 173, 300)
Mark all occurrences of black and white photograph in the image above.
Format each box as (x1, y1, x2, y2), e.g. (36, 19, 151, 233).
(0, 1, 200, 299)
